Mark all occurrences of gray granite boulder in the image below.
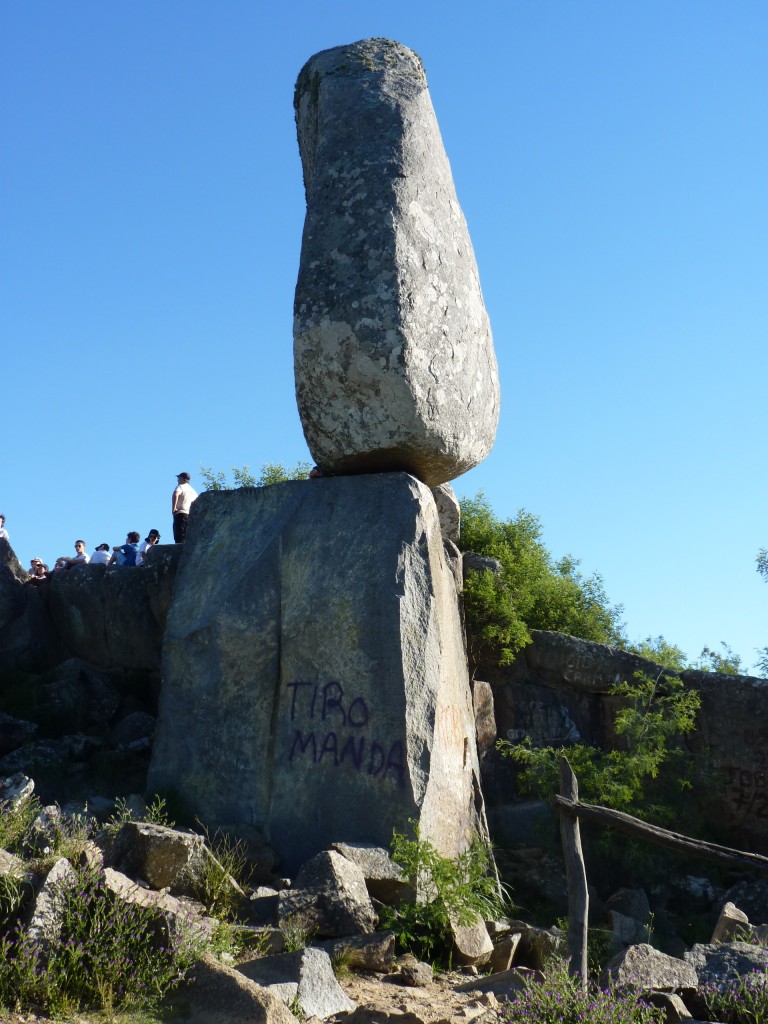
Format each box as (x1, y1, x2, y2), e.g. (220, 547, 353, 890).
(166, 952, 296, 1024)
(277, 850, 377, 937)
(330, 842, 405, 903)
(293, 38, 499, 487)
(149, 476, 488, 873)
(237, 947, 355, 1018)
(602, 943, 698, 991)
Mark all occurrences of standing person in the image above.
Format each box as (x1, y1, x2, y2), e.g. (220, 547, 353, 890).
(136, 529, 161, 565)
(172, 473, 197, 543)
(0, 515, 8, 542)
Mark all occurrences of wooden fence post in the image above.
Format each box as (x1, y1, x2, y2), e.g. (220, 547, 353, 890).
(559, 755, 589, 989)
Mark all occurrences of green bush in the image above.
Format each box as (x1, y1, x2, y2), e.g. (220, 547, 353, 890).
(501, 957, 664, 1024)
(378, 827, 511, 964)
(701, 964, 768, 1024)
(459, 494, 625, 670)
(200, 461, 312, 490)
(500, 670, 701, 821)
(0, 864, 202, 1016)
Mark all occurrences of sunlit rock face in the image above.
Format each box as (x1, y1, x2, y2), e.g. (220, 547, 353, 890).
(293, 38, 500, 487)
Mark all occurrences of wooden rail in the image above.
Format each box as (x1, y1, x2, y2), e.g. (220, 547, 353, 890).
(555, 756, 768, 990)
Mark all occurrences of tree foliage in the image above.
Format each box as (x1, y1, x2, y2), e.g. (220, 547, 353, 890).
(500, 670, 701, 821)
(199, 461, 312, 490)
(459, 493, 625, 669)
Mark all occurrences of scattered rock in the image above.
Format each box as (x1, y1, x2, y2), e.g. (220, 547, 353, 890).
(398, 960, 433, 987)
(489, 932, 520, 973)
(711, 901, 749, 943)
(602, 943, 698, 992)
(451, 911, 493, 965)
(318, 931, 396, 972)
(237, 946, 356, 1018)
(331, 842, 406, 903)
(165, 951, 296, 1024)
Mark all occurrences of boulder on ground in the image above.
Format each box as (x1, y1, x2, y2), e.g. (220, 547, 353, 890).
(451, 911, 493, 965)
(602, 943, 698, 992)
(149, 475, 488, 874)
(106, 821, 206, 892)
(331, 842, 406, 903)
(166, 952, 296, 1024)
(318, 931, 396, 972)
(711, 901, 750, 943)
(237, 947, 355, 1019)
(293, 38, 499, 486)
(280, 850, 377, 937)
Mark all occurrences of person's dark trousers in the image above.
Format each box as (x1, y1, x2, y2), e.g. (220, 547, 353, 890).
(173, 512, 189, 543)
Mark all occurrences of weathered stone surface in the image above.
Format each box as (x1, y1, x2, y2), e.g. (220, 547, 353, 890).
(27, 857, 77, 945)
(43, 545, 181, 671)
(489, 932, 521, 973)
(684, 940, 768, 986)
(106, 821, 205, 891)
(711, 901, 750, 943)
(237, 947, 356, 1018)
(507, 921, 564, 970)
(451, 911, 493, 965)
(602, 944, 698, 991)
(645, 991, 693, 1022)
(149, 476, 487, 873)
(318, 931, 396, 972)
(281, 850, 378, 936)
(398, 960, 432, 987)
(165, 952, 297, 1024)
(331, 842, 405, 903)
(607, 887, 651, 923)
(0, 772, 35, 809)
(431, 485, 460, 546)
(293, 38, 499, 487)
(103, 866, 215, 943)
(472, 682, 496, 759)
(481, 629, 768, 854)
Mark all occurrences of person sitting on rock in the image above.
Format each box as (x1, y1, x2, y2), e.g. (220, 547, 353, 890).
(109, 532, 141, 567)
(28, 557, 48, 580)
(0, 515, 8, 542)
(89, 543, 112, 566)
(136, 529, 161, 565)
(54, 540, 90, 570)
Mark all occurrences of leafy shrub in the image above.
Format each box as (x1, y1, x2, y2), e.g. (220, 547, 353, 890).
(378, 827, 511, 964)
(701, 964, 768, 1024)
(0, 864, 202, 1015)
(200, 461, 312, 490)
(0, 794, 41, 856)
(501, 670, 700, 820)
(501, 957, 664, 1023)
(191, 826, 251, 920)
(459, 493, 625, 670)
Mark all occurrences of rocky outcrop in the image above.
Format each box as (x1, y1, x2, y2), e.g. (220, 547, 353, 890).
(293, 38, 499, 487)
(479, 629, 768, 854)
(149, 475, 487, 873)
(0, 539, 180, 674)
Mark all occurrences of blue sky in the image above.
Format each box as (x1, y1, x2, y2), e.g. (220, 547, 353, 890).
(2, 2, 766, 670)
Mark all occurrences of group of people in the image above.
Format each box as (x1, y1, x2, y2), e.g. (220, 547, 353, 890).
(14, 472, 201, 583)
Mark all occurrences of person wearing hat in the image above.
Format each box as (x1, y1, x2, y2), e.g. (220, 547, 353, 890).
(0, 515, 8, 542)
(28, 557, 47, 580)
(171, 473, 198, 543)
(137, 529, 161, 565)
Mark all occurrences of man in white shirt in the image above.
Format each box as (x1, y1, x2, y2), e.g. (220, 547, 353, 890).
(0, 515, 8, 542)
(172, 473, 198, 543)
(137, 529, 161, 565)
(54, 540, 90, 570)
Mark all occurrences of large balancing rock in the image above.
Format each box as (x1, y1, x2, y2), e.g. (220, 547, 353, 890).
(148, 474, 486, 873)
(293, 39, 500, 488)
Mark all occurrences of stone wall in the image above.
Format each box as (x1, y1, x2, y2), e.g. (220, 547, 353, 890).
(478, 630, 768, 855)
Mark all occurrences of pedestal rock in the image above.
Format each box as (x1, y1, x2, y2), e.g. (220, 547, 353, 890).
(293, 39, 500, 487)
(148, 475, 487, 872)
